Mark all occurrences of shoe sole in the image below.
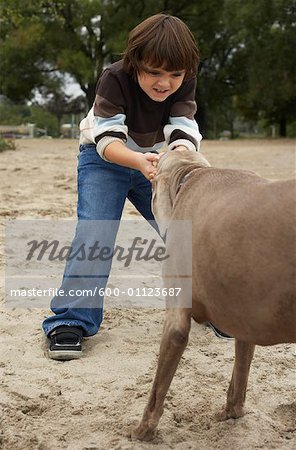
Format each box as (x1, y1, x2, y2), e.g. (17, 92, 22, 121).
(48, 350, 82, 360)
(206, 322, 234, 340)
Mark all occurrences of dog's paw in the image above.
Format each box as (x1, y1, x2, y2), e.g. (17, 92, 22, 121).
(126, 421, 156, 442)
(215, 405, 245, 421)
(124, 420, 138, 438)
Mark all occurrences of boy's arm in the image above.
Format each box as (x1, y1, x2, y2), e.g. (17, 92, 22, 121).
(104, 141, 158, 180)
(165, 77, 202, 152)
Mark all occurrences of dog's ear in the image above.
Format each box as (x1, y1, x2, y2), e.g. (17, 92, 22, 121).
(152, 172, 172, 237)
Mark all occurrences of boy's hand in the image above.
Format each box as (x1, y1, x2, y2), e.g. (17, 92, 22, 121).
(138, 149, 187, 180)
(137, 152, 160, 181)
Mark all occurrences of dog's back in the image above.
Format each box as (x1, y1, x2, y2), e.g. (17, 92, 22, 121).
(168, 165, 296, 345)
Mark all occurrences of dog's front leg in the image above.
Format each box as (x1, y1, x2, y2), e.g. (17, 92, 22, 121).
(217, 339, 255, 420)
(130, 308, 191, 441)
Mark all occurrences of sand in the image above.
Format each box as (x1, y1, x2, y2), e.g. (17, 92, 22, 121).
(0, 138, 295, 450)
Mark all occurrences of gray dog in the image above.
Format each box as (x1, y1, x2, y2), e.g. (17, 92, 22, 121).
(130, 149, 296, 441)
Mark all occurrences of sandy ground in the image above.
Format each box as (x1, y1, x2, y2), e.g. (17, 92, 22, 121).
(0, 139, 295, 450)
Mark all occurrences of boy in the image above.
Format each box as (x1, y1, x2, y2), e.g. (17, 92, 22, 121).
(43, 14, 203, 359)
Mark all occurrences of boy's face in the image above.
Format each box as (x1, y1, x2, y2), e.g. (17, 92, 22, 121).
(137, 65, 186, 102)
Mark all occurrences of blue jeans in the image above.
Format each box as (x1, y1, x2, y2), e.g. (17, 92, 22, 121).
(42, 144, 158, 336)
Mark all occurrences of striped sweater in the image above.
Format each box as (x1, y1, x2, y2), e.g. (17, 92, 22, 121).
(79, 60, 202, 159)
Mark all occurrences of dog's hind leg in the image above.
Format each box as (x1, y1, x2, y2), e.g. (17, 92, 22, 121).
(130, 308, 191, 441)
(217, 339, 255, 420)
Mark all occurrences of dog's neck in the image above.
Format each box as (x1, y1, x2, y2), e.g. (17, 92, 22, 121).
(169, 164, 204, 203)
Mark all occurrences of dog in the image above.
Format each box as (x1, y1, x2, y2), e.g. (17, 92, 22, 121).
(129, 149, 296, 441)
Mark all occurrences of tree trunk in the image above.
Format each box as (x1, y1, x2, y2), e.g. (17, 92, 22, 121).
(230, 121, 235, 139)
(196, 104, 208, 139)
(279, 116, 287, 137)
(85, 82, 97, 109)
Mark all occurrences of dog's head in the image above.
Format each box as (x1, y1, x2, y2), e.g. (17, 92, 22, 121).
(152, 149, 210, 237)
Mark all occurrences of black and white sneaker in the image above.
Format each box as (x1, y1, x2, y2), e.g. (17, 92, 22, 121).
(207, 322, 233, 340)
(48, 326, 83, 360)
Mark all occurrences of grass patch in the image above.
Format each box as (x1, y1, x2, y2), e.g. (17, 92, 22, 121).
(0, 137, 16, 152)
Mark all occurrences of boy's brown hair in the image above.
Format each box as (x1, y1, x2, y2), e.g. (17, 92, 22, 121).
(123, 14, 200, 80)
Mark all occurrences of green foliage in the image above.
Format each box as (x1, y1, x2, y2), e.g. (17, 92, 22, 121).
(0, 101, 31, 125)
(28, 105, 59, 136)
(0, 0, 103, 105)
(0, 0, 295, 137)
(0, 137, 16, 152)
(286, 121, 296, 138)
(230, 0, 296, 136)
(0, 102, 59, 136)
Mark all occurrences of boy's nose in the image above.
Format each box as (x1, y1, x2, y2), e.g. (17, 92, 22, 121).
(157, 77, 170, 88)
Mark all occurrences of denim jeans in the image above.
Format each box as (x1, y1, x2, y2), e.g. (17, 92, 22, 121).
(42, 144, 158, 336)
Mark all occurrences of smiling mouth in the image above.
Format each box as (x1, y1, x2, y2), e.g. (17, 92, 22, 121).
(154, 88, 169, 93)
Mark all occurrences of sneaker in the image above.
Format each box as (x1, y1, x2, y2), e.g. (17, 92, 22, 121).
(206, 322, 233, 340)
(48, 326, 83, 360)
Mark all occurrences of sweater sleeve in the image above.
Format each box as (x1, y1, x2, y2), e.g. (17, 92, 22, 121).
(163, 77, 202, 151)
(79, 68, 128, 159)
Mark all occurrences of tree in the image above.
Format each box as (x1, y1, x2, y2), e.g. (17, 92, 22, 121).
(37, 83, 86, 131)
(234, 0, 296, 136)
(0, 0, 52, 102)
(0, 99, 59, 136)
(0, 0, 106, 106)
(1, 0, 295, 137)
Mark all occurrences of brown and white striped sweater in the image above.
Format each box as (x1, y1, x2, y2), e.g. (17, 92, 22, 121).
(79, 60, 202, 159)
